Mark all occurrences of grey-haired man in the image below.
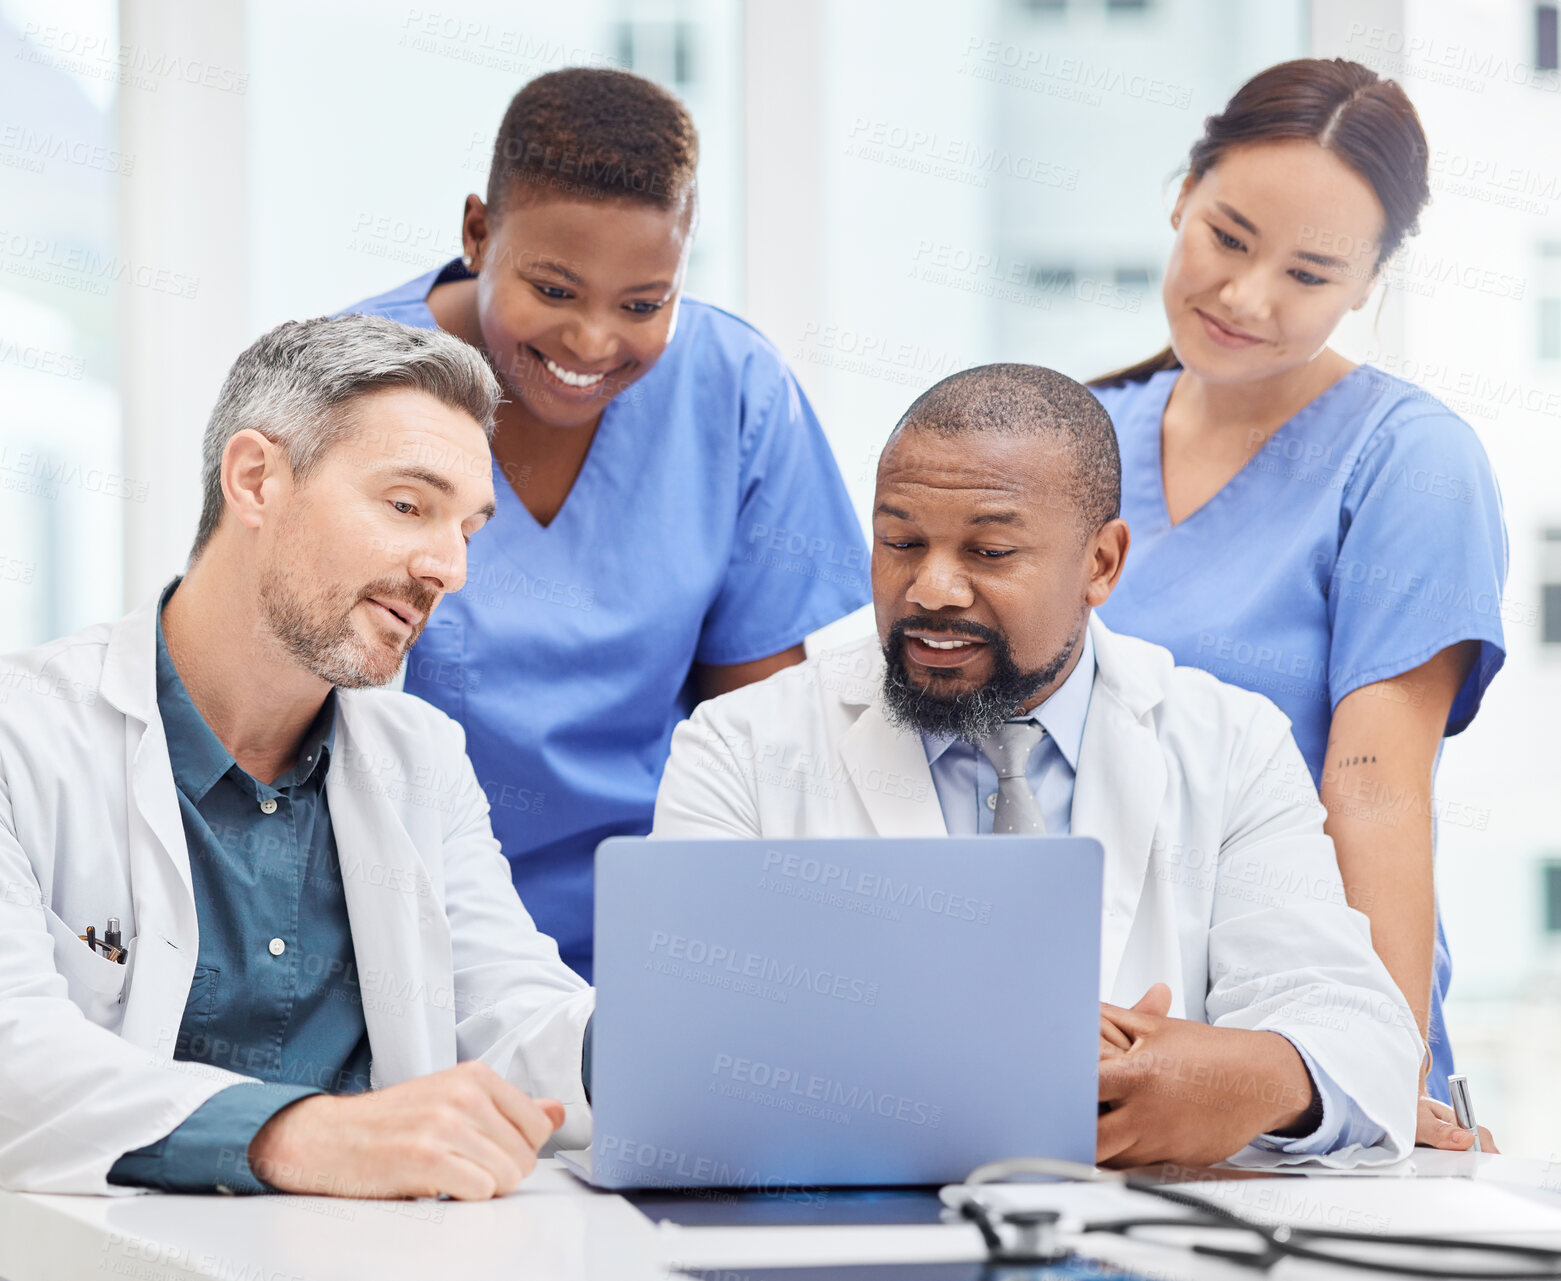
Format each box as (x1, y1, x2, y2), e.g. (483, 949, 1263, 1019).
(0, 315, 593, 1198)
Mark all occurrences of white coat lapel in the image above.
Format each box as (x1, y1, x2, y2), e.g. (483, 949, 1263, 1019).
(117, 712, 206, 1053)
(838, 701, 946, 836)
(329, 701, 456, 1087)
(99, 597, 197, 908)
(1070, 618, 1168, 999)
(98, 595, 201, 1052)
(124, 714, 197, 923)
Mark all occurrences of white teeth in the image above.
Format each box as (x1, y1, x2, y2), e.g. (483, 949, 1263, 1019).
(921, 638, 972, 649)
(541, 354, 605, 388)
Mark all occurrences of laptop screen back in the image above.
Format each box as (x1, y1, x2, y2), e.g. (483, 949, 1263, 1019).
(586, 836, 1103, 1190)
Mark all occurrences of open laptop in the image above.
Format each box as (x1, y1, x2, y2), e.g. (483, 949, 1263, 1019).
(558, 835, 1104, 1192)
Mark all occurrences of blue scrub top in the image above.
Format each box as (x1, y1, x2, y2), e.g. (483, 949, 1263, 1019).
(1093, 364, 1508, 1101)
(344, 262, 871, 978)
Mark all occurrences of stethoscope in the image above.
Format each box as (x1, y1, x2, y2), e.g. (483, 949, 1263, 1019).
(939, 1158, 1561, 1278)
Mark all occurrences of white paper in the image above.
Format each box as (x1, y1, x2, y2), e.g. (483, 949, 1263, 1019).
(971, 1175, 1561, 1239)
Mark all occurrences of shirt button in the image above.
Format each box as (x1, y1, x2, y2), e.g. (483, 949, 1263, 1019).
(986, 793, 998, 810)
(259, 798, 278, 814)
(268, 937, 286, 957)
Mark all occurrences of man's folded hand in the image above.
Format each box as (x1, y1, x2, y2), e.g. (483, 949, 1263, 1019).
(1096, 985, 1314, 1168)
(1099, 982, 1170, 1060)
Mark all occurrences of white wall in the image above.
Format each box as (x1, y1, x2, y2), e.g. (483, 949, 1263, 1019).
(118, 0, 249, 602)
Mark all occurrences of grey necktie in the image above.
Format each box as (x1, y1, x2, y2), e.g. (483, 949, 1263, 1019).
(978, 720, 1048, 835)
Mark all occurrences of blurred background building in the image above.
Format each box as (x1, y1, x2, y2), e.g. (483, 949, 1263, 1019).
(2, 0, 1557, 1154)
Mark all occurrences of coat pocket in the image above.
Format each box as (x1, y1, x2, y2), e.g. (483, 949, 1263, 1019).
(44, 908, 133, 1025)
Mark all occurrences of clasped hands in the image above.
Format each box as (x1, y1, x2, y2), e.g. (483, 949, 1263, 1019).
(1096, 982, 1317, 1168)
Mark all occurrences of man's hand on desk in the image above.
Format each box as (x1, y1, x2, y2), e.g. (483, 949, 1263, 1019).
(247, 1061, 565, 1200)
(1416, 1095, 1499, 1153)
(1096, 986, 1316, 1168)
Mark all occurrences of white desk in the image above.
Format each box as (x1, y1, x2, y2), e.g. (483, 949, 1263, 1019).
(0, 1164, 670, 1281)
(6, 1152, 1561, 1281)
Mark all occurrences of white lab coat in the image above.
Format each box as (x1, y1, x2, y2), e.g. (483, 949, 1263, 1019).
(0, 595, 594, 1194)
(653, 615, 1422, 1166)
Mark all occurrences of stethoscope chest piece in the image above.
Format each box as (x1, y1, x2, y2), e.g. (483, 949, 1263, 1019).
(997, 1207, 1067, 1262)
(959, 1200, 1070, 1264)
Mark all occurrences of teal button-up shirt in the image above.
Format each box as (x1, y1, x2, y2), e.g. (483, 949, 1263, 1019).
(108, 589, 371, 1193)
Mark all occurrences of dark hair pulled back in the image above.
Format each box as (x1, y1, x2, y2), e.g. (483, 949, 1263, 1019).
(1092, 58, 1430, 389)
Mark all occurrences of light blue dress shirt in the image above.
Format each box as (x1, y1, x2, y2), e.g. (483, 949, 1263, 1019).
(921, 629, 1096, 837)
(919, 625, 1379, 1158)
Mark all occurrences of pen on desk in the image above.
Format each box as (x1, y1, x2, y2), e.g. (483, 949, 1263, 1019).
(1448, 1073, 1482, 1153)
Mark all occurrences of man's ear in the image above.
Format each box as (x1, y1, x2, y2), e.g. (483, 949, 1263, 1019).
(220, 429, 287, 534)
(1084, 517, 1131, 608)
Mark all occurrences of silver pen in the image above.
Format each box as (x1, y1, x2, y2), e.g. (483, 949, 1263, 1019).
(1448, 1074, 1482, 1153)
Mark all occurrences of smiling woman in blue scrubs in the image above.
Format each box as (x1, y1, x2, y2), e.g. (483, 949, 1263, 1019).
(1089, 60, 1507, 1150)
(342, 69, 869, 979)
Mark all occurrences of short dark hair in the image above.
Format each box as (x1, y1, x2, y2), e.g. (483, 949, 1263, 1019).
(888, 364, 1121, 536)
(486, 67, 699, 214)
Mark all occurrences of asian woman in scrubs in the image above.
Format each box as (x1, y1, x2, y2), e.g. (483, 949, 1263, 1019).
(1090, 59, 1507, 1150)
(342, 68, 869, 980)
